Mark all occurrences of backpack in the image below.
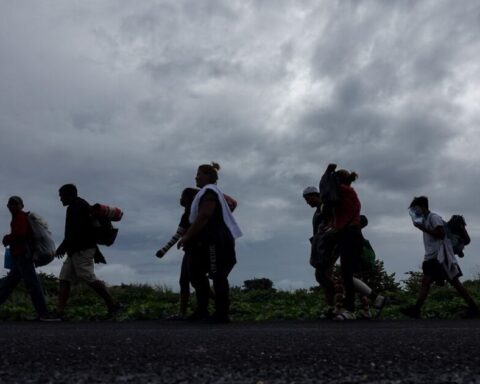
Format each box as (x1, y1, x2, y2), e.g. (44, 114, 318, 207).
(319, 164, 340, 224)
(90, 204, 123, 246)
(27, 212, 56, 267)
(445, 215, 470, 258)
(319, 164, 340, 205)
(361, 239, 376, 270)
(310, 227, 339, 269)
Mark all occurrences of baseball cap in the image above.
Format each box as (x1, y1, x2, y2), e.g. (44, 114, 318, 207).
(302, 186, 319, 196)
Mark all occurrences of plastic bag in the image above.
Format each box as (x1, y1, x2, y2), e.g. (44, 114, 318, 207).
(4, 247, 12, 270)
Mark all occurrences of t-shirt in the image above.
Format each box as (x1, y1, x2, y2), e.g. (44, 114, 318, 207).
(423, 212, 444, 261)
(4, 211, 32, 257)
(62, 197, 97, 253)
(332, 185, 361, 229)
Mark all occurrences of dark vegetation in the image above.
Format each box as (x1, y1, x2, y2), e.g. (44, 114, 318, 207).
(1, 262, 479, 321)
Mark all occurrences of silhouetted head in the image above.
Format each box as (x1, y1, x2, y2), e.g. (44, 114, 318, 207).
(59, 184, 78, 206)
(409, 196, 429, 215)
(196, 162, 220, 188)
(360, 215, 368, 229)
(336, 169, 358, 185)
(180, 187, 199, 208)
(7, 196, 24, 215)
(302, 186, 321, 208)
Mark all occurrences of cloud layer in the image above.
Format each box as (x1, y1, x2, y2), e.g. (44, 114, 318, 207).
(2, 1, 480, 290)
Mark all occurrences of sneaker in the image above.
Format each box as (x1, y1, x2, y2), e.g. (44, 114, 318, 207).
(26, 312, 63, 322)
(39, 313, 63, 322)
(400, 305, 421, 319)
(462, 306, 480, 319)
(357, 308, 372, 320)
(373, 295, 388, 310)
(319, 307, 337, 320)
(106, 303, 125, 319)
(373, 295, 390, 318)
(186, 310, 210, 322)
(334, 309, 356, 321)
(209, 313, 231, 324)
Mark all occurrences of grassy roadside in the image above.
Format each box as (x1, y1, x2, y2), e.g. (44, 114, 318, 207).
(1, 273, 480, 321)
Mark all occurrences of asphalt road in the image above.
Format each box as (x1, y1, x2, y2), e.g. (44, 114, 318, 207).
(1, 320, 480, 383)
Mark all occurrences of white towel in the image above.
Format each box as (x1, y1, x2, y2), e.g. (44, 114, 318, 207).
(437, 238, 460, 280)
(189, 184, 243, 239)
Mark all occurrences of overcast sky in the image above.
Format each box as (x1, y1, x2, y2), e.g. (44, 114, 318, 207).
(1, 1, 480, 290)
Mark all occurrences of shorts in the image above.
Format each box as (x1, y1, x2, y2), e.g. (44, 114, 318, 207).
(422, 258, 462, 284)
(59, 248, 98, 284)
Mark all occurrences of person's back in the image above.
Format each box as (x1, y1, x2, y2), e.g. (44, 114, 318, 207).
(64, 196, 96, 254)
(422, 211, 444, 261)
(332, 184, 361, 230)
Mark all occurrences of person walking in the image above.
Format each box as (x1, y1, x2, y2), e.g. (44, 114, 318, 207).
(401, 196, 479, 319)
(0, 196, 57, 321)
(354, 215, 387, 319)
(178, 162, 242, 323)
(304, 186, 385, 319)
(303, 186, 337, 318)
(330, 168, 363, 320)
(156, 187, 199, 319)
(55, 184, 120, 319)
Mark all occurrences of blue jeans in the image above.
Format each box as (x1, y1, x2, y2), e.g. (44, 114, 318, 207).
(0, 255, 49, 316)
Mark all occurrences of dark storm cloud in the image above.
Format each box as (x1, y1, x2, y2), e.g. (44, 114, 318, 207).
(1, 1, 480, 288)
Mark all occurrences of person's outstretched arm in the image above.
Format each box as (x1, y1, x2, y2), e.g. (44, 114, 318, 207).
(156, 227, 186, 258)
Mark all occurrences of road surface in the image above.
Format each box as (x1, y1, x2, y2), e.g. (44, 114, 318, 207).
(0, 320, 479, 383)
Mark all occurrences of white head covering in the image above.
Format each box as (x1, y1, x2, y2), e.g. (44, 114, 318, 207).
(302, 186, 319, 196)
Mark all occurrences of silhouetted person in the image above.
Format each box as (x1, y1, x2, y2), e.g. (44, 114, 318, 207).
(0, 196, 57, 321)
(305, 187, 385, 319)
(331, 169, 363, 320)
(55, 184, 120, 319)
(303, 186, 337, 316)
(156, 187, 199, 319)
(401, 196, 478, 318)
(178, 162, 242, 323)
(354, 215, 387, 319)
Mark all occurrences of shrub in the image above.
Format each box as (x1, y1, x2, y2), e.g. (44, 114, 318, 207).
(333, 260, 400, 293)
(243, 278, 275, 291)
(402, 271, 423, 294)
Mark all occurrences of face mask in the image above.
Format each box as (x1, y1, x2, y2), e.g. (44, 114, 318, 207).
(408, 207, 424, 224)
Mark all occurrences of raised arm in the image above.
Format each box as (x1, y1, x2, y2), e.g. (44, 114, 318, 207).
(156, 227, 186, 258)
